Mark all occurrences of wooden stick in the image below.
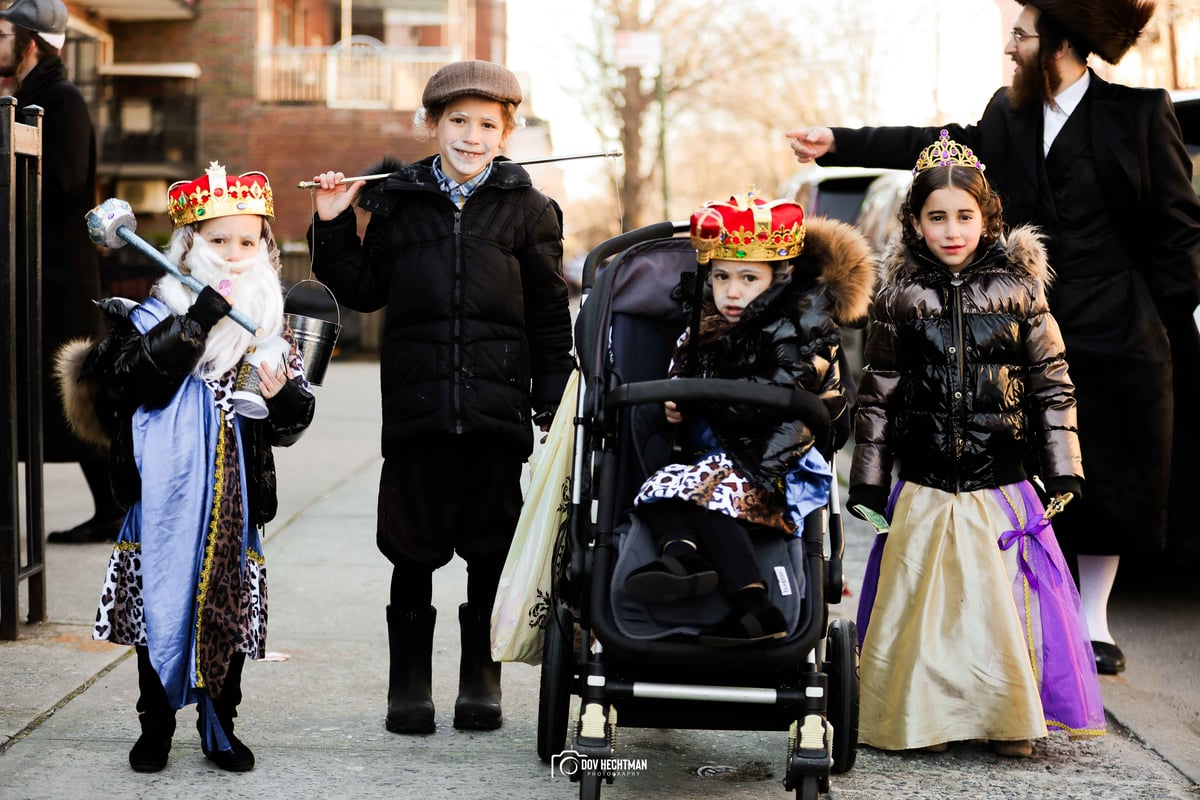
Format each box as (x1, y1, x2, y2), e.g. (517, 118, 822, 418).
(295, 150, 623, 189)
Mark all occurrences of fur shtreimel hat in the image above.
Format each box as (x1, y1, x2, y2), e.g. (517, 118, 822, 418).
(1019, 0, 1156, 64)
(421, 60, 522, 108)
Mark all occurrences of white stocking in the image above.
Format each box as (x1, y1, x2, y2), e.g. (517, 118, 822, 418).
(1076, 554, 1119, 644)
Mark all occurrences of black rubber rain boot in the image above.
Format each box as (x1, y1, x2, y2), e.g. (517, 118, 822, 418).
(453, 603, 502, 730)
(203, 654, 255, 772)
(129, 646, 176, 773)
(386, 605, 436, 734)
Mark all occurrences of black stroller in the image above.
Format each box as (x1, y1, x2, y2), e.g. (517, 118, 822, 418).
(536, 221, 860, 800)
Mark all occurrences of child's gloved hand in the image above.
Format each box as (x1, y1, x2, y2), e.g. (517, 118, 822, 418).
(846, 485, 888, 521)
(187, 285, 233, 331)
(1041, 475, 1082, 504)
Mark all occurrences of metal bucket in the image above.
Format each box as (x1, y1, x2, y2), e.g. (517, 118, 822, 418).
(285, 279, 341, 386)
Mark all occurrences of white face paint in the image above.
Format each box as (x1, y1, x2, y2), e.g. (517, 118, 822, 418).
(428, 96, 510, 183)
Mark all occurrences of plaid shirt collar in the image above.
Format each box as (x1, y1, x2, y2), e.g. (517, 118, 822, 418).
(431, 156, 493, 208)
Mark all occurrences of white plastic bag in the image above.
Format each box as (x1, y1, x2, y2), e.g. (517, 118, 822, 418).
(490, 370, 578, 664)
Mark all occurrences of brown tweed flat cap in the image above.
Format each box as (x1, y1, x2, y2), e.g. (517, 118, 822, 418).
(421, 60, 522, 108)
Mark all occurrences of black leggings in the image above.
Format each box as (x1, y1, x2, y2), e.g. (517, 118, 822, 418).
(638, 500, 763, 592)
(389, 556, 504, 612)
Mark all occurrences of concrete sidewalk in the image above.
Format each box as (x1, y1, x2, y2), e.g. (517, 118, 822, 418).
(1, 359, 1198, 799)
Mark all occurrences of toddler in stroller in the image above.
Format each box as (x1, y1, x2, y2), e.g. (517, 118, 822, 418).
(539, 193, 876, 799)
(621, 194, 874, 647)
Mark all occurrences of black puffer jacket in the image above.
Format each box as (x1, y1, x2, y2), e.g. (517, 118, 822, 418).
(307, 156, 575, 458)
(675, 217, 876, 489)
(78, 297, 315, 526)
(851, 226, 1083, 495)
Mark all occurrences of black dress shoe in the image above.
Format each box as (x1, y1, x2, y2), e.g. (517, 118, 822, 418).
(47, 515, 123, 544)
(1092, 641, 1126, 675)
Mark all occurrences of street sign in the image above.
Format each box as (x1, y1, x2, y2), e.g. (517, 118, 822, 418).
(615, 30, 661, 69)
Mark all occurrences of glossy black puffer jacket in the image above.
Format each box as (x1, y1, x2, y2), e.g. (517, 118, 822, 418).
(851, 226, 1083, 494)
(67, 298, 316, 527)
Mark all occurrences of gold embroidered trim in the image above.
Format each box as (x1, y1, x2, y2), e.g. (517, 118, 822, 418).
(194, 410, 228, 689)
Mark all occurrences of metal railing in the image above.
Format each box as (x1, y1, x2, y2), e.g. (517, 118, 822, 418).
(256, 38, 454, 110)
(1, 97, 46, 641)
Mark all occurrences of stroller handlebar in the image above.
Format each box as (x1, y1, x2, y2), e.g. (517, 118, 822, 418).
(605, 377, 831, 447)
(581, 221, 688, 291)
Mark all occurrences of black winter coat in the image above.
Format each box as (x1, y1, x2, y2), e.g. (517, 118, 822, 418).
(851, 227, 1083, 495)
(307, 156, 574, 458)
(676, 217, 876, 489)
(82, 298, 315, 527)
(12, 57, 104, 462)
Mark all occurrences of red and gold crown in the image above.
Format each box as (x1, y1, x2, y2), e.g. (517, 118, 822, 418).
(167, 161, 275, 228)
(689, 191, 805, 264)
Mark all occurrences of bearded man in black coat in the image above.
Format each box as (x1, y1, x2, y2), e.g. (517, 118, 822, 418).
(786, 0, 1200, 676)
(1, 0, 120, 542)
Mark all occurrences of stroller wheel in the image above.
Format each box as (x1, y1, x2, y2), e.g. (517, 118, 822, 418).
(580, 770, 603, 800)
(823, 617, 859, 775)
(537, 600, 574, 763)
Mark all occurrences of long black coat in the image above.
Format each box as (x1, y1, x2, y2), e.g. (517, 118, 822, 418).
(13, 57, 103, 462)
(823, 72, 1200, 556)
(307, 156, 574, 459)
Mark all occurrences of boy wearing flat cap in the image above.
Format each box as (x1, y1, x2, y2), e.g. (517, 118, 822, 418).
(787, 0, 1200, 682)
(1, 0, 121, 544)
(306, 61, 574, 735)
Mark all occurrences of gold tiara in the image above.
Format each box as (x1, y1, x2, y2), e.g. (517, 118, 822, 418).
(913, 129, 985, 175)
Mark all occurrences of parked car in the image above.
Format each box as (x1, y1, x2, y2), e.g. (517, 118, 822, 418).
(855, 171, 913, 257)
(778, 166, 907, 225)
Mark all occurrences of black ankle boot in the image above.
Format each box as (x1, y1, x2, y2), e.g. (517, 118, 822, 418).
(131, 645, 176, 772)
(453, 603, 502, 730)
(201, 655, 255, 772)
(205, 730, 255, 772)
(386, 605, 436, 734)
(129, 712, 175, 772)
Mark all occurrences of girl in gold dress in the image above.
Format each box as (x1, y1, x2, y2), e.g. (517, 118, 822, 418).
(848, 132, 1105, 757)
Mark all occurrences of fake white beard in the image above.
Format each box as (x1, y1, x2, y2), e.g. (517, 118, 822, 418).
(155, 233, 285, 380)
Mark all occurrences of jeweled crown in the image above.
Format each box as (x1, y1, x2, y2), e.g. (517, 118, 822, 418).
(168, 162, 275, 228)
(912, 130, 986, 175)
(689, 191, 805, 264)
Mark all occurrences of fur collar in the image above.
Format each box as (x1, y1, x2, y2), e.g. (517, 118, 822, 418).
(798, 216, 878, 326)
(879, 225, 1052, 290)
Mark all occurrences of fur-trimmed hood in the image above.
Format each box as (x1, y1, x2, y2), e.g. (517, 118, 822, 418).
(1017, 0, 1154, 64)
(794, 216, 877, 327)
(879, 224, 1052, 291)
